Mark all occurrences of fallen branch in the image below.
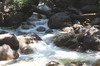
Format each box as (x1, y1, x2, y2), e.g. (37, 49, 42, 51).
(71, 13, 100, 20)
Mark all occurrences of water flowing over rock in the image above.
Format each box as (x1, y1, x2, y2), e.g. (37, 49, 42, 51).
(53, 26, 100, 52)
(0, 0, 100, 66)
(17, 32, 42, 54)
(0, 44, 19, 60)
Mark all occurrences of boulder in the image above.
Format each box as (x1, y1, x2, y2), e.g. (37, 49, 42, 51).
(48, 12, 72, 29)
(3, 12, 24, 27)
(0, 33, 19, 51)
(17, 33, 41, 54)
(0, 44, 19, 60)
(53, 26, 100, 51)
(77, 27, 100, 51)
(20, 46, 34, 54)
(53, 32, 81, 51)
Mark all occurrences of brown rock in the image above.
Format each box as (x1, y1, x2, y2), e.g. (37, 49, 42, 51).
(46, 61, 62, 66)
(0, 33, 19, 51)
(17, 33, 42, 54)
(36, 27, 46, 32)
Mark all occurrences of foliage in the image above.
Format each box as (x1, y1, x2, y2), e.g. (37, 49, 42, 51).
(7, 0, 35, 11)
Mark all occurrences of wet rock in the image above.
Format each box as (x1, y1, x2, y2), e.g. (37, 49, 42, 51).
(46, 61, 62, 66)
(17, 32, 42, 54)
(53, 26, 100, 51)
(21, 25, 30, 30)
(61, 27, 74, 33)
(0, 44, 19, 60)
(53, 31, 80, 51)
(54, 33, 81, 51)
(20, 46, 34, 54)
(77, 27, 100, 51)
(48, 12, 72, 29)
(17, 32, 41, 45)
(45, 29, 53, 34)
(0, 33, 19, 51)
(36, 27, 46, 32)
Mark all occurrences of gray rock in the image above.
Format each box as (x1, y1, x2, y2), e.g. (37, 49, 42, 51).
(48, 12, 72, 29)
(36, 27, 46, 32)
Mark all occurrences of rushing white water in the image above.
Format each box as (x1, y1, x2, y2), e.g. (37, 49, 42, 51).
(0, 14, 100, 66)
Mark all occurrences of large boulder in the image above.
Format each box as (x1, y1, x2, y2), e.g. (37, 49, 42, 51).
(77, 27, 100, 51)
(53, 31, 81, 51)
(0, 33, 19, 51)
(0, 44, 19, 60)
(48, 12, 72, 29)
(53, 26, 100, 52)
(2, 12, 24, 28)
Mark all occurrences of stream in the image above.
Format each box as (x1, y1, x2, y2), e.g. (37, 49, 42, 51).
(0, 13, 100, 66)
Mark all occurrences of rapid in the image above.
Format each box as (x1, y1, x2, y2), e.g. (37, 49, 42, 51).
(0, 13, 100, 66)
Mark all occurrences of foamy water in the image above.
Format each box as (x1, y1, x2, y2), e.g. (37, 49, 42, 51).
(0, 14, 100, 66)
